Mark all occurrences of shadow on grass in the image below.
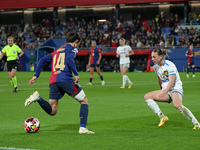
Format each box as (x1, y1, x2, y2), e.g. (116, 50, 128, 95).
(40, 113, 189, 133)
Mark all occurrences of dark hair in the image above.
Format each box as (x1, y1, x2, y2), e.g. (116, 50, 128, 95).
(153, 48, 171, 60)
(66, 32, 81, 43)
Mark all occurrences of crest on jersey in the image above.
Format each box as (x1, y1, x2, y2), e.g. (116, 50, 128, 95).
(160, 70, 168, 79)
(13, 50, 16, 54)
(163, 70, 169, 78)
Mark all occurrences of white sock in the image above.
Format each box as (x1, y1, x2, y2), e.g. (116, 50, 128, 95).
(125, 75, 131, 84)
(146, 99, 164, 119)
(122, 75, 126, 86)
(178, 105, 199, 125)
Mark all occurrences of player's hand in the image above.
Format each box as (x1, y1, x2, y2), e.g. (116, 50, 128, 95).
(75, 76, 79, 83)
(158, 92, 166, 100)
(125, 54, 129, 57)
(29, 76, 37, 84)
(97, 61, 100, 64)
(16, 56, 19, 60)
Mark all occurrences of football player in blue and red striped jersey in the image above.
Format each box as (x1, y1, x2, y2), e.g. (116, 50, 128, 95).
(25, 32, 94, 134)
(86, 40, 105, 86)
(185, 44, 196, 78)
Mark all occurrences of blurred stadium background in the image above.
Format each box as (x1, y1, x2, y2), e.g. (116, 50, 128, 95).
(0, 0, 200, 72)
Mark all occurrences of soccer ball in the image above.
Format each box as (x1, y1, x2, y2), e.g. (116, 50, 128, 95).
(24, 117, 40, 133)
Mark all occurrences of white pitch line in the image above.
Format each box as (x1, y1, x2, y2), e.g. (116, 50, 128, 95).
(0, 147, 37, 150)
(0, 80, 199, 92)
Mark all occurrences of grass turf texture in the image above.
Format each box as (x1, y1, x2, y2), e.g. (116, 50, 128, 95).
(0, 71, 200, 150)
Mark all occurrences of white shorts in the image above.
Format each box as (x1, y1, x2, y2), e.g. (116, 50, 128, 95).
(120, 63, 130, 68)
(164, 89, 183, 103)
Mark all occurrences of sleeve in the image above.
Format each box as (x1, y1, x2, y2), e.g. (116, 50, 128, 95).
(34, 54, 52, 78)
(97, 48, 101, 53)
(168, 63, 176, 76)
(128, 46, 132, 52)
(17, 45, 22, 53)
(116, 48, 119, 54)
(72, 48, 78, 58)
(66, 52, 79, 76)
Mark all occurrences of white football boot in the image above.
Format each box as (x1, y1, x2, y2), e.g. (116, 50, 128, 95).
(25, 91, 40, 107)
(79, 127, 95, 134)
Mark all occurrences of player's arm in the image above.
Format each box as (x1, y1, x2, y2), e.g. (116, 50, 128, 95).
(193, 52, 196, 57)
(158, 75, 176, 99)
(29, 54, 52, 84)
(185, 51, 192, 57)
(157, 76, 162, 90)
(67, 53, 79, 83)
(97, 52, 102, 64)
(87, 55, 91, 68)
(17, 51, 24, 60)
(116, 48, 120, 58)
(126, 50, 134, 57)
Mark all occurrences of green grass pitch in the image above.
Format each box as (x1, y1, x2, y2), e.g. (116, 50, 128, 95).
(0, 71, 200, 150)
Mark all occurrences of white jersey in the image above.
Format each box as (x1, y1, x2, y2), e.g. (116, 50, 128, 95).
(117, 45, 132, 64)
(153, 60, 183, 91)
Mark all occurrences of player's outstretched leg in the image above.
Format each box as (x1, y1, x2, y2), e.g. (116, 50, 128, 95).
(25, 91, 52, 115)
(178, 105, 200, 129)
(25, 91, 40, 106)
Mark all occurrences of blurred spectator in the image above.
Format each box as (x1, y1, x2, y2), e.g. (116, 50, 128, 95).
(135, 58, 147, 72)
(161, 31, 167, 40)
(174, 26, 179, 35)
(165, 38, 171, 47)
(136, 39, 143, 47)
(1, 37, 7, 46)
(111, 37, 118, 47)
(189, 27, 196, 35)
(75, 60, 82, 71)
(130, 60, 136, 72)
(29, 52, 36, 71)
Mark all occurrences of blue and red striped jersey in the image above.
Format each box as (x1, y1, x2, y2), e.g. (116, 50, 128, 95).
(186, 49, 194, 63)
(35, 44, 78, 86)
(89, 47, 101, 64)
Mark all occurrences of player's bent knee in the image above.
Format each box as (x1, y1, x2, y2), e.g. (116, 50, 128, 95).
(144, 93, 150, 100)
(174, 104, 182, 110)
(50, 110, 57, 116)
(80, 97, 88, 104)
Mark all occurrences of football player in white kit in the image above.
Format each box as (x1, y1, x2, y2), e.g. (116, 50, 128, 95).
(144, 48, 200, 129)
(116, 38, 134, 89)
